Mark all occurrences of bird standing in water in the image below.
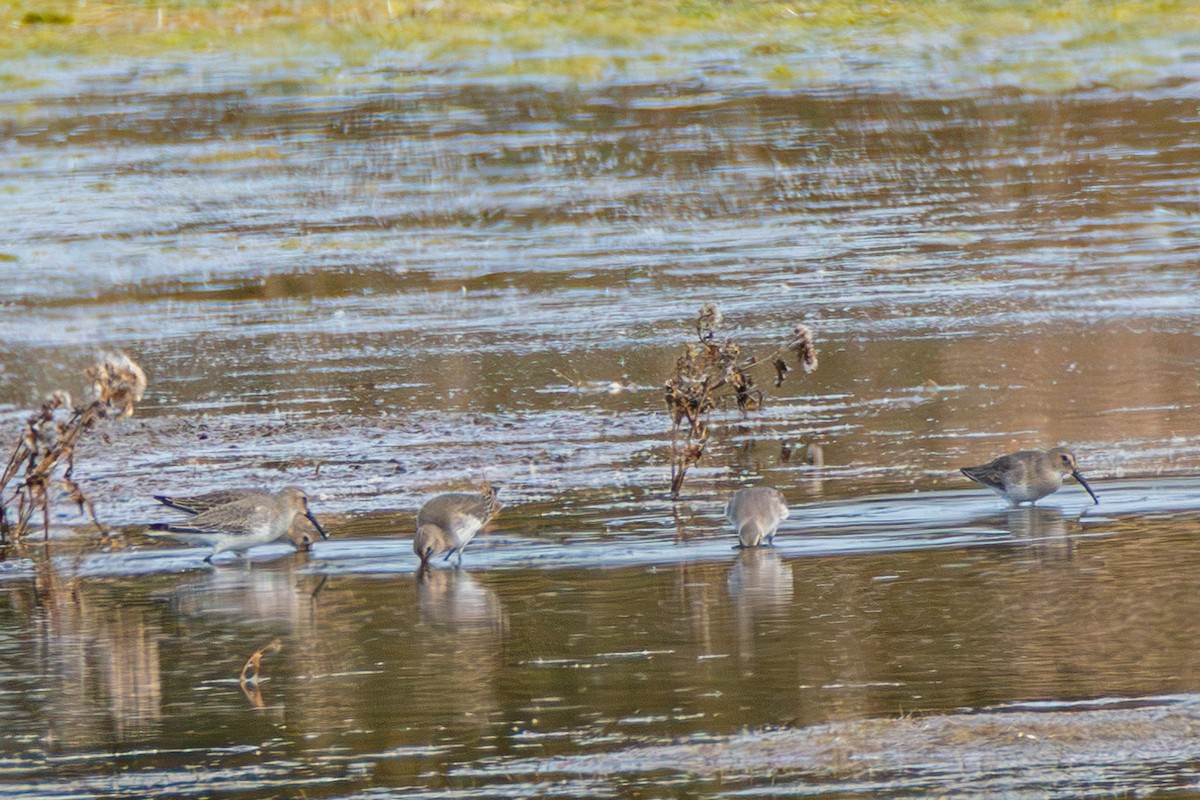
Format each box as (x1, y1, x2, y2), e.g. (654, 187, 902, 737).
(725, 487, 790, 548)
(149, 486, 328, 562)
(153, 487, 328, 549)
(414, 484, 500, 568)
(960, 448, 1099, 506)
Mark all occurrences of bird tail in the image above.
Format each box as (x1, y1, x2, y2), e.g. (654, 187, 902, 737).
(479, 483, 501, 521)
(153, 495, 208, 515)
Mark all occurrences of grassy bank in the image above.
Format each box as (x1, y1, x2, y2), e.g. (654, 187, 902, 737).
(3, 0, 1198, 65)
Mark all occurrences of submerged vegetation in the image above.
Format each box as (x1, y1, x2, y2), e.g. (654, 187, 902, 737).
(0, 352, 146, 545)
(665, 304, 816, 498)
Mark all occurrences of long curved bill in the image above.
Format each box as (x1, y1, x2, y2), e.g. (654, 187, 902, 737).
(305, 509, 330, 539)
(1072, 471, 1100, 505)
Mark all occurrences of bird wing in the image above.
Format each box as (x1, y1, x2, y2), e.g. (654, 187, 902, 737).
(153, 489, 256, 515)
(173, 496, 272, 535)
(775, 493, 791, 521)
(961, 454, 1023, 491)
(472, 495, 500, 525)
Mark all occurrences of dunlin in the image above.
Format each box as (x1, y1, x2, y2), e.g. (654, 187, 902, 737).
(725, 487, 790, 548)
(149, 486, 328, 562)
(413, 484, 499, 567)
(960, 448, 1099, 506)
(153, 487, 327, 545)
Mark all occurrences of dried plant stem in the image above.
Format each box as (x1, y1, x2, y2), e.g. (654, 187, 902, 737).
(240, 638, 284, 687)
(6, 402, 102, 540)
(239, 638, 283, 710)
(664, 306, 817, 499)
(0, 353, 146, 546)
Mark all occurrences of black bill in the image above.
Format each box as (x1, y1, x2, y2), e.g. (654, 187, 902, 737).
(1072, 470, 1100, 505)
(305, 509, 330, 539)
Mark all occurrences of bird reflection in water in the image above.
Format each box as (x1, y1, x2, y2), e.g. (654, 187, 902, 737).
(416, 566, 505, 632)
(170, 566, 317, 631)
(727, 548, 794, 659)
(1004, 506, 1075, 560)
(167, 566, 324, 711)
(412, 567, 506, 722)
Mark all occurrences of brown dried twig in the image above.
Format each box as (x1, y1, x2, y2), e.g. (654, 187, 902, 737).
(664, 305, 817, 499)
(240, 638, 284, 687)
(0, 352, 147, 545)
(240, 638, 284, 710)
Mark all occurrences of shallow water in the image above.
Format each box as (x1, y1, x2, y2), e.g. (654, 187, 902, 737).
(4, 24, 1200, 799)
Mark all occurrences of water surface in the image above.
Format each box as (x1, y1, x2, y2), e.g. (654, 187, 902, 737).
(3, 25, 1200, 799)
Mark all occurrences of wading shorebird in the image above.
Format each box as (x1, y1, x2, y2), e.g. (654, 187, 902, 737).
(148, 486, 328, 562)
(725, 487, 790, 548)
(414, 484, 500, 568)
(153, 487, 326, 547)
(960, 448, 1099, 507)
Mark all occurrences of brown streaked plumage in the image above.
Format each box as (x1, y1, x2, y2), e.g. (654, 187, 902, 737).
(960, 448, 1099, 506)
(725, 487, 790, 548)
(148, 486, 328, 562)
(153, 487, 327, 545)
(413, 484, 500, 567)
(154, 489, 257, 516)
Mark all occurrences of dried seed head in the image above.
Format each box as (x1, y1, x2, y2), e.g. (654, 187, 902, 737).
(696, 303, 723, 339)
(46, 390, 72, 411)
(789, 324, 818, 373)
(87, 352, 147, 417)
(61, 476, 91, 516)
